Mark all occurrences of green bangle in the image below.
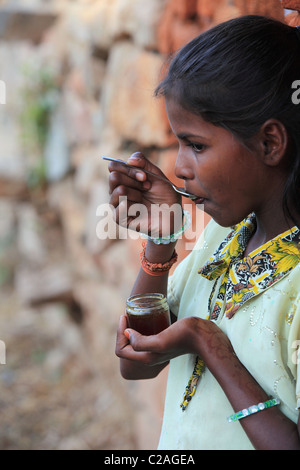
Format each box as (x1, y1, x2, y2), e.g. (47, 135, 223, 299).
(142, 209, 191, 245)
(227, 398, 280, 423)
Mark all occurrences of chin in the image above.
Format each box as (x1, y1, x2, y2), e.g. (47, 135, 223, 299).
(209, 211, 250, 229)
(196, 200, 251, 228)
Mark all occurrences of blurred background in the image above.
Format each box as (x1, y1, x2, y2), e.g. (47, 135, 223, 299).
(0, 0, 296, 451)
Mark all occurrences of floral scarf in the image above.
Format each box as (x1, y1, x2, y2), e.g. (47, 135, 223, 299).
(199, 213, 300, 320)
(180, 214, 300, 410)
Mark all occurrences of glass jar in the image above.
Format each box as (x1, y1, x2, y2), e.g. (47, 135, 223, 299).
(126, 293, 171, 336)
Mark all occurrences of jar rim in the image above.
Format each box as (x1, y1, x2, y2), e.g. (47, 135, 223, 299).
(127, 293, 165, 304)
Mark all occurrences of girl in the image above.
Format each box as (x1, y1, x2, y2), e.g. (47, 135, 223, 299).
(109, 15, 300, 450)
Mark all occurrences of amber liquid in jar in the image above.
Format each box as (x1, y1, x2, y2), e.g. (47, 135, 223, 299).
(126, 293, 171, 336)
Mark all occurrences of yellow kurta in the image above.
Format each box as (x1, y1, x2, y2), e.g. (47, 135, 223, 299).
(158, 216, 300, 450)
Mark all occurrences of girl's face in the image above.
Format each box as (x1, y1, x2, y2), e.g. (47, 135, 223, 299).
(166, 98, 270, 227)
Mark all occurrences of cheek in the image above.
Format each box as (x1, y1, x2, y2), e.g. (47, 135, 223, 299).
(213, 151, 255, 192)
(199, 163, 232, 196)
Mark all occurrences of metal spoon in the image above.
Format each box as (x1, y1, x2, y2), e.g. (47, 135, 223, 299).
(102, 156, 198, 200)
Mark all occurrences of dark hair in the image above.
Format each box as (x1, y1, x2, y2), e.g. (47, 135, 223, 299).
(155, 15, 300, 226)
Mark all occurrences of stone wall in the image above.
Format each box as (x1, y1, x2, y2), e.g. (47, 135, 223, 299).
(0, 0, 293, 451)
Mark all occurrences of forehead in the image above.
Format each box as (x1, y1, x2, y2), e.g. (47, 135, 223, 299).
(165, 97, 229, 141)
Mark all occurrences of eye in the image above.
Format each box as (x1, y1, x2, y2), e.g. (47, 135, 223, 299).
(188, 142, 206, 153)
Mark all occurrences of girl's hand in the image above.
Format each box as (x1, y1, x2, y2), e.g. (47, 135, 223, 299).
(116, 316, 236, 370)
(115, 314, 170, 380)
(108, 152, 182, 237)
(116, 316, 191, 367)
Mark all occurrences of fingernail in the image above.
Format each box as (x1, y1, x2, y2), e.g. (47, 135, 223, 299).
(124, 329, 130, 340)
(129, 153, 142, 161)
(135, 171, 146, 181)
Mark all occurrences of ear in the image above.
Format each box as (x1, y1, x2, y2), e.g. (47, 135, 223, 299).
(259, 119, 289, 167)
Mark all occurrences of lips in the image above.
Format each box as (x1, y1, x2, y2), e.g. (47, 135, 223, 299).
(184, 185, 206, 204)
(185, 189, 205, 204)
(194, 197, 205, 205)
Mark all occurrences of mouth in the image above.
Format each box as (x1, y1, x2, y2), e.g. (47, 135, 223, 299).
(185, 188, 205, 205)
(193, 197, 206, 205)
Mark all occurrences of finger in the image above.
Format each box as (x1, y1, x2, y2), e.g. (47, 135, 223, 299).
(126, 153, 148, 181)
(110, 185, 145, 209)
(115, 198, 149, 231)
(110, 152, 163, 183)
(118, 313, 128, 333)
(125, 329, 161, 353)
(108, 163, 147, 184)
(115, 315, 130, 354)
(109, 169, 150, 195)
(128, 152, 168, 179)
(116, 343, 157, 365)
(108, 154, 151, 184)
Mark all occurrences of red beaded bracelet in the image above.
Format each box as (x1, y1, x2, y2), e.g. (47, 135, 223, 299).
(139, 242, 178, 277)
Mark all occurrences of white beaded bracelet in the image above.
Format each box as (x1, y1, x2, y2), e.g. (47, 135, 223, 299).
(227, 398, 280, 423)
(141, 209, 192, 245)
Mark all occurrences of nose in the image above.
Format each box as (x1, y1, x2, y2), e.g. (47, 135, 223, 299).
(174, 148, 194, 181)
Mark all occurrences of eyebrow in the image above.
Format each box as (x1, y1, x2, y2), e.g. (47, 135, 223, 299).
(177, 132, 208, 141)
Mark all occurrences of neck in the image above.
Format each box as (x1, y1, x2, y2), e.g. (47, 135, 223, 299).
(245, 168, 300, 255)
(244, 209, 297, 256)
